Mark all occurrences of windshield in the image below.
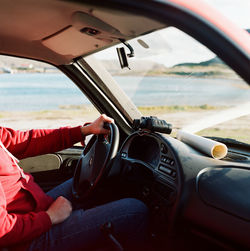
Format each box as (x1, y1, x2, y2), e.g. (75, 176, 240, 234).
(95, 26, 250, 144)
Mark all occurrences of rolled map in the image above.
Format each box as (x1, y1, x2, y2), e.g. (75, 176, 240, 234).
(176, 130, 228, 159)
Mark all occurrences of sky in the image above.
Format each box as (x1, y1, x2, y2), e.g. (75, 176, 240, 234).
(203, 0, 250, 29)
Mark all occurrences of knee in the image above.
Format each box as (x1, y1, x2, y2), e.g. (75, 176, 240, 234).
(122, 198, 148, 215)
(117, 198, 149, 225)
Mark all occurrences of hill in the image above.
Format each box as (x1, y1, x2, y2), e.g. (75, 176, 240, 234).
(174, 56, 223, 67)
(0, 54, 238, 79)
(166, 56, 238, 78)
(0, 55, 59, 73)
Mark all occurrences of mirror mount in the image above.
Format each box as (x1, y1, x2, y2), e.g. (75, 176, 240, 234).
(116, 39, 134, 69)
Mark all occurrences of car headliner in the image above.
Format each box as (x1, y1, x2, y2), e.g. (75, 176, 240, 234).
(0, 0, 164, 65)
(0, 0, 249, 67)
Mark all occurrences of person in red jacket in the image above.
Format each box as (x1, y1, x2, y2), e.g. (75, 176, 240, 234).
(0, 114, 149, 251)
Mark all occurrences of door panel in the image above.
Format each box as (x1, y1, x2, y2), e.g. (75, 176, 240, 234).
(20, 147, 83, 191)
(19, 153, 62, 173)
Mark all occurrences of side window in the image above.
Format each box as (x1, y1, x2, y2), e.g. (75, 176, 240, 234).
(0, 56, 98, 131)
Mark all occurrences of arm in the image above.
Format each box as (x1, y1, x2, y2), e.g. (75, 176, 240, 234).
(0, 114, 114, 160)
(0, 182, 52, 246)
(0, 126, 83, 160)
(0, 114, 114, 246)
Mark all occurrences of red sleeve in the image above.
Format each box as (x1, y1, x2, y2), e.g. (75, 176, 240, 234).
(0, 182, 52, 246)
(0, 126, 84, 159)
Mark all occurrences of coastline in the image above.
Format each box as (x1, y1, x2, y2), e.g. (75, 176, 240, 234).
(0, 107, 99, 130)
(0, 106, 249, 144)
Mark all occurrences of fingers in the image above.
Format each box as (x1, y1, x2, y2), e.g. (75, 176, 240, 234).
(99, 114, 114, 134)
(80, 114, 114, 136)
(101, 114, 114, 124)
(90, 114, 113, 135)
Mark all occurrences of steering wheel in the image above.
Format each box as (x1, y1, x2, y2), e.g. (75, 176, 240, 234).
(72, 123, 119, 200)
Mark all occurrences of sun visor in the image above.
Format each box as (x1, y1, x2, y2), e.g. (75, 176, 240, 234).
(41, 9, 165, 58)
(42, 26, 114, 57)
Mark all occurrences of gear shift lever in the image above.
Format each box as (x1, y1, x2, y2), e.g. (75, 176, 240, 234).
(100, 222, 124, 251)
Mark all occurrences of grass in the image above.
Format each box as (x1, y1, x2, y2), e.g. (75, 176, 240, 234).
(1, 104, 249, 145)
(137, 105, 250, 145)
(170, 128, 250, 145)
(137, 104, 222, 115)
(0, 105, 99, 127)
(147, 65, 239, 79)
(29, 105, 98, 119)
(197, 128, 250, 144)
(2, 104, 218, 120)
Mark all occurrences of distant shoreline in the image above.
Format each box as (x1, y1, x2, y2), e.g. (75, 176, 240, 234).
(0, 105, 249, 144)
(0, 64, 240, 80)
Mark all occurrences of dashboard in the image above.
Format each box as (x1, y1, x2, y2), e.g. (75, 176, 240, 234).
(120, 131, 179, 183)
(115, 130, 250, 250)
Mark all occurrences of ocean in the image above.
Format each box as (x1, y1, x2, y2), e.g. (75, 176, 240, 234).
(0, 73, 249, 111)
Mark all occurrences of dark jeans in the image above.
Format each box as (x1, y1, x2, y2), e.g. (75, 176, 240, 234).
(27, 179, 149, 251)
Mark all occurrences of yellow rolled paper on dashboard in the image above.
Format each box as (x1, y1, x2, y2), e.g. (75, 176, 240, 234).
(176, 130, 228, 159)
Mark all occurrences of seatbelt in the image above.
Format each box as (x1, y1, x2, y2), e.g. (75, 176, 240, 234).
(0, 140, 26, 179)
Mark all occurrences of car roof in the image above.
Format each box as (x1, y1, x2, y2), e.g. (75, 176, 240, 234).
(0, 0, 165, 65)
(0, 0, 249, 66)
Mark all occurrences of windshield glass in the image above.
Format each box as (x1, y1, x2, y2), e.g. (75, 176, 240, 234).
(95, 26, 250, 144)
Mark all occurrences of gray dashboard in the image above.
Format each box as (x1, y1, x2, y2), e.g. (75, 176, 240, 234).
(117, 130, 250, 249)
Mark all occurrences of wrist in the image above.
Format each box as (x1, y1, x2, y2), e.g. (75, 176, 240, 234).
(80, 124, 92, 137)
(46, 210, 55, 225)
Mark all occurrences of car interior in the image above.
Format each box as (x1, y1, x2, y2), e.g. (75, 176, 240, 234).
(1, 0, 250, 250)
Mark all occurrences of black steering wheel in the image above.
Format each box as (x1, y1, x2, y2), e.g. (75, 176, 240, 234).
(72, 123, 119, 200)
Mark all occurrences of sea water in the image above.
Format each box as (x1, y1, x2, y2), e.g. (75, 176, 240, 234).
(0, 73, 249, 111)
